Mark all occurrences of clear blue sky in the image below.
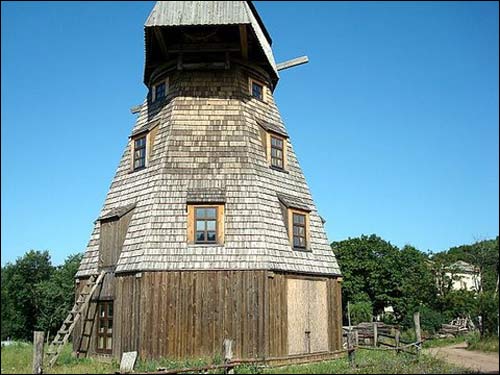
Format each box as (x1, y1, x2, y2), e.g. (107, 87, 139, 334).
(1, 2, 498, 266)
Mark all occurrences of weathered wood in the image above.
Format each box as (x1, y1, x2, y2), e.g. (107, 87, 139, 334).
(239, 25, 248, 59)
(373, 322, 378, 347)
(32, 331, 44, 375)
(395, 329, 401, 354)
(276, 56, 309, 71)
(153, 27, 168, 59)
(414, 311, 422, 357)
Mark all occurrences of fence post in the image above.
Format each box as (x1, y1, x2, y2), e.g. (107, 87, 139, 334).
(395, 329, 400, 355)
(373, 322, 378, 347)
(414, 311, 422, 358)
(347, 331, 355, 368)
(32, 331, 44, 374)
(223, 339, 234, 375)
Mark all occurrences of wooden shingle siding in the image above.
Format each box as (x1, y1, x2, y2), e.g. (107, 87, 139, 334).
(76, 65, 340, 279)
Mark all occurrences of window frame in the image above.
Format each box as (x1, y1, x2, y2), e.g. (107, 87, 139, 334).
(187, 204, 225, 245)
(270, 134, 285, 170)
(292, 212, 307, 249)
(132, 134, 147, 171)
(249, 77, 266, 102)
(151, 77, 169, 102)
(287, 208, 310, 251)
(194, 206, 218, 244)
(266, 132, 287, 170)
(96, 301, 113, 354)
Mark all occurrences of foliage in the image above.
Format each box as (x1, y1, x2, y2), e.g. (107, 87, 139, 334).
(1, 250, 53, 340)
(332, 235, 401, 317)
(476, 290, 499, 336)
(349, 296, 373, 325)
(466, 332, 499, 352)
(402, 305, 448, 334)
(1, 251, 83, 341)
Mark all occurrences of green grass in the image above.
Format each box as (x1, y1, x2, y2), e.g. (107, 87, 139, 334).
(261, 350, 471, 374)
(2, 343, 472, 374)
(1, 343, 118, 374)
(466, 333, 499, 352)
(422, 335, 467, 349)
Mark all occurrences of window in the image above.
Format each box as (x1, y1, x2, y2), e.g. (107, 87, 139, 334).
(251, 81, 263, 100)
(270, 135, 284, 169)
(195, 207, 217, 244)
(292, 213, 307, 249)
(97, 301, 113, 354)
(187, 204, 224, 245)
(133, 136, 146, 170)
(154, 82, 166, 101)
(151, 78, 168, 102)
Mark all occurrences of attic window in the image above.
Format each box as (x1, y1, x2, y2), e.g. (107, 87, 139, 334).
(151, 77, 168, 102)
(292, 213, 307, 249)
(133, 135, 146, 170)
(249, 77, 265, 101)
(270, 135, 284, 169)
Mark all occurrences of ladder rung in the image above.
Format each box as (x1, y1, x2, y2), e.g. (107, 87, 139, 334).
(58, 330, 69, 335)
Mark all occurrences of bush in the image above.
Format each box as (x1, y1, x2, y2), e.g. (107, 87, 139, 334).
(349, 300, 373, 325)
(476, 291, 499, 336)
(401, 305, 447, 334)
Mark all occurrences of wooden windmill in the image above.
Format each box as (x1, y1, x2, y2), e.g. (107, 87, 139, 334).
(48, 1, 343, 366)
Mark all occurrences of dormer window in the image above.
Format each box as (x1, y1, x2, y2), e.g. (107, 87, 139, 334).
(270, 135, 284, 169)
(133, 135, 146, 170)
(249, 77, 265, 101)
(292, 212, 307, 249)
(151, 77, 168, 102)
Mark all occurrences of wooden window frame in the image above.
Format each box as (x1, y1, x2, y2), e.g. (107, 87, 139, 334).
(187, 204, 225, 245)
(194, 206, 218, 244)
(270, 134, 285, 170)
(287, 209, 310, 251)
(96, 301, 113, 354)
(132, 134, 147, 171)
(151, 77, 169, 102)
(249, 77, 266, 102)
(266, 132, 287, 170)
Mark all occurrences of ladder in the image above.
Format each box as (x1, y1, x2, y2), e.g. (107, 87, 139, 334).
(45, 270, 106, 367)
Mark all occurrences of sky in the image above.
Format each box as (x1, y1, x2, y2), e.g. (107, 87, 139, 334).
(1, 1, 498, 266)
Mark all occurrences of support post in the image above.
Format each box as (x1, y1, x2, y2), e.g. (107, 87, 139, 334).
(373, 322, 378, 347)
(223, 339, 234, 375)
(32, 331, 44, 374)
(414, 311, 422, 357)
(395, 329, 401, 355)
(347, 331, 355, 368)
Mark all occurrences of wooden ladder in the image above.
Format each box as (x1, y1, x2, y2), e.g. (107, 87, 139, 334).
(45, 270, 106, 368)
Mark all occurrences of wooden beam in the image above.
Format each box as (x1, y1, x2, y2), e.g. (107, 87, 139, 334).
(154, 27, 168, 59)
(239, 25, 248, 60)
(276, 56, 309, 71)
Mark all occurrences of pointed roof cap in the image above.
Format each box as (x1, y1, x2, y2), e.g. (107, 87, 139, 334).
(144, 1, 278, 81)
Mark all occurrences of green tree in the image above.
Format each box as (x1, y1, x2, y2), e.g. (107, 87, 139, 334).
(1, 250, 53, 340)
(35, 253, 84, 338)
(332, 234, 401, 318)
(392, 245, 437, 321)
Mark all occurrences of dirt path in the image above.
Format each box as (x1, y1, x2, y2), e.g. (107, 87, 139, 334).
(425, 342, 499, 373)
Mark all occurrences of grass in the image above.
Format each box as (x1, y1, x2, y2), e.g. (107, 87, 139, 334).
(1, 342, 473, 374)
(261, 350, 471, 374)
(422, 335, 467, 349)
(466, 333, 499, 353)
(1, 343, 118, 374)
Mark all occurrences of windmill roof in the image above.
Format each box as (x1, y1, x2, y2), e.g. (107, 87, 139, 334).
(144, 1, 278, 80)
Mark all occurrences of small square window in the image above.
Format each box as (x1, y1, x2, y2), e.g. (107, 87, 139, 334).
(195, 207, 218, 244)
(151, 78, 168, 102)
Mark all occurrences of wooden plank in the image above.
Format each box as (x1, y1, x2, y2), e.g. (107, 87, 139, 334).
(276, 56, 309, 71)
(239, 25, 248, 59)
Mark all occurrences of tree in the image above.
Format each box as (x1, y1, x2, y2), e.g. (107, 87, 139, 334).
(332, 234, 401, 318)
(35, 253, 84, 338)
(1, 250, 53, 340)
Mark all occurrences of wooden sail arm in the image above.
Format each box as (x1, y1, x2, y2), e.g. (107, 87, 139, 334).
(276, 56, 309, 71)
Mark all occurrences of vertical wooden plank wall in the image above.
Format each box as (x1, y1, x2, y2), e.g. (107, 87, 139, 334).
(327, 278, 343, 352)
